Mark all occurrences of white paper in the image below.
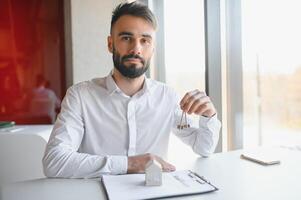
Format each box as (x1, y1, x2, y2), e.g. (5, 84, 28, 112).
(102, 170, 217, 200)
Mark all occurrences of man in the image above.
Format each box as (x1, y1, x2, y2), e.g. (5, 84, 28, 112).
(31, 74, 61, 123)
(43, 2, 221, 178)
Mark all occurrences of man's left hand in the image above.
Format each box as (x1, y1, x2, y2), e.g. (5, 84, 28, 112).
(180, 89, 216, 118)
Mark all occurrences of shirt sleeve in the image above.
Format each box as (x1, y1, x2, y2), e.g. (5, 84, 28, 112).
(171, 95, 221, 157)
(42, 86, 128, 178)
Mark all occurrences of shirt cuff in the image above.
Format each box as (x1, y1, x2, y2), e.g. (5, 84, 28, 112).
(108, 155, 128, 175)
(199, 114, 221, 135)
(199, 113, 217, 126)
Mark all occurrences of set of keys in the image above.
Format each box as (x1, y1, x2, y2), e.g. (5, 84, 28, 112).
(177, 111, 190, 129)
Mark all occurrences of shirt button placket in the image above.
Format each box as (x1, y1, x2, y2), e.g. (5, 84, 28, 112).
(127, 99, 137, 156)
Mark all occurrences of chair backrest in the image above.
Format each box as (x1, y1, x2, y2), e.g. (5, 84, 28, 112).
(0, 134, 48, 186)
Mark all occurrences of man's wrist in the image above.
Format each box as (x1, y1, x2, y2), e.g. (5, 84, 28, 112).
(108, 155, 128, 175)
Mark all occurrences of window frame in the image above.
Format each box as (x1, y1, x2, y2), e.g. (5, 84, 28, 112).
(149, 0, 244, 152)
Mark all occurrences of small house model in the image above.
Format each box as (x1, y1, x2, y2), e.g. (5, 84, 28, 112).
(145, 159, 162, 186)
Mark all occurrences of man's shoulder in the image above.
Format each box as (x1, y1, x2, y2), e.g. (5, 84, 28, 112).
(68, 77, 106, 92)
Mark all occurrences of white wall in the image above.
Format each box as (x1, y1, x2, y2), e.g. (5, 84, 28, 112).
(65, 0, 125, 85)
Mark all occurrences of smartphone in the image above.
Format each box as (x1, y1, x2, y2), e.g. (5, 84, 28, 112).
(240, 153, 281, 166)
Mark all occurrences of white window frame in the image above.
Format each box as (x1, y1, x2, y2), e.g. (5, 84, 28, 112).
(205, 0, 244, 151)
(224, 0, 243, 150)
(204, 0, 224, 152)
(143, 0, 166, 82)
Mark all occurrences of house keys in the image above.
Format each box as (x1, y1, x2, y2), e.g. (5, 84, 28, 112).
(177, 111, 190, 129)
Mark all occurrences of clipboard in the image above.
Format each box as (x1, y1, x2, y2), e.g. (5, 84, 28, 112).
(101, 170, 218, 200)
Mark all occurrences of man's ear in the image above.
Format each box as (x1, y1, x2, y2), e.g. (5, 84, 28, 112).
(152, 46, 155, 55)
(107, 36, 113, 53)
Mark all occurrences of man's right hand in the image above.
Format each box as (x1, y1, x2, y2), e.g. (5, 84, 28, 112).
(127, 153, 176, 173)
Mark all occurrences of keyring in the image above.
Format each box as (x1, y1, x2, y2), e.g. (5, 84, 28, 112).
(177, 111, 190, 129)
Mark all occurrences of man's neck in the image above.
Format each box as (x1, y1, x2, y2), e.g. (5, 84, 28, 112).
(112, 70, 145, 97)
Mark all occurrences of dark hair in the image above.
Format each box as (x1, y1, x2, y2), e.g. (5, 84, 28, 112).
(110, 1, 157, 34)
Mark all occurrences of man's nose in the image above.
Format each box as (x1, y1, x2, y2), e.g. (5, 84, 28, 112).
(129, 40, 142, 55)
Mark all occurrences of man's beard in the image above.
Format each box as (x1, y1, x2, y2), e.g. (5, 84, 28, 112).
(113, 48, 150, 79)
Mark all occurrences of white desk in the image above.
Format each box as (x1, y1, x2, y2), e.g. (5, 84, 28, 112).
(0, 125, 53, 186)
(1, 147, 300, 200)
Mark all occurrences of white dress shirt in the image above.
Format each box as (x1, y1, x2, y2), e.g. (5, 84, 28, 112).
(43, 74, 221, 178)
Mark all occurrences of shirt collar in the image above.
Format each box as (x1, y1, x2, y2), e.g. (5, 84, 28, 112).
(105, 72, 151, 97)
(140, 77, 150, 95)
(105, 72, 120, 95)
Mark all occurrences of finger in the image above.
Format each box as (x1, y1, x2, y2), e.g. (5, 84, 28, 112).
(179, 89, 199, 107)
(195, 103, 210, 114)
(162, 162, 176, 172)
(155, 156, 176, 172)
(195, 102, 216, 117)
(187, 96, 210, 114)
(161, 160, 176, 172)
(182, 92, 207, 112)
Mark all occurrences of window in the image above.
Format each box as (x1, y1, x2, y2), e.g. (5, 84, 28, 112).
(164, 0, 206, 96)
(0, 0, 65, 124)
(163, 0, 206, 159)
(242, 0, 301, 147)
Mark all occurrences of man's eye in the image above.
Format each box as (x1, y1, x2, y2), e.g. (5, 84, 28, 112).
(141, 38, 151, 45)
(122, 37, 131, 41)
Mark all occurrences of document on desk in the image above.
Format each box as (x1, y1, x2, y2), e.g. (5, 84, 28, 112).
(102, 170, 218, 200)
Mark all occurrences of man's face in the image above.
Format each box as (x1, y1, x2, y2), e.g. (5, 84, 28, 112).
(108, 15, 155, 78)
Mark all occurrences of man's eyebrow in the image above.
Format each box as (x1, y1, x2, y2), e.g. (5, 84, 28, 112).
(118, 31, 153, 39)
(118, 31, 133, 36)
(142, 34, 152, 39)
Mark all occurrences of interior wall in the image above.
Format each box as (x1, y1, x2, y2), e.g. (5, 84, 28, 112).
(65, 0, 125, 86)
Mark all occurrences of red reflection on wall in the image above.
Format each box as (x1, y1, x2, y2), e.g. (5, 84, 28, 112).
(0, 0, 65, 124)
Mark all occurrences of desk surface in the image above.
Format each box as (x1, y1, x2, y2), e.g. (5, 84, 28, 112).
(1, 147, 300, 200)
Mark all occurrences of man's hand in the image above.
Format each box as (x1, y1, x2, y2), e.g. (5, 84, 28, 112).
(180, 89, 216, 118)
(127, 153, 176, 173)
